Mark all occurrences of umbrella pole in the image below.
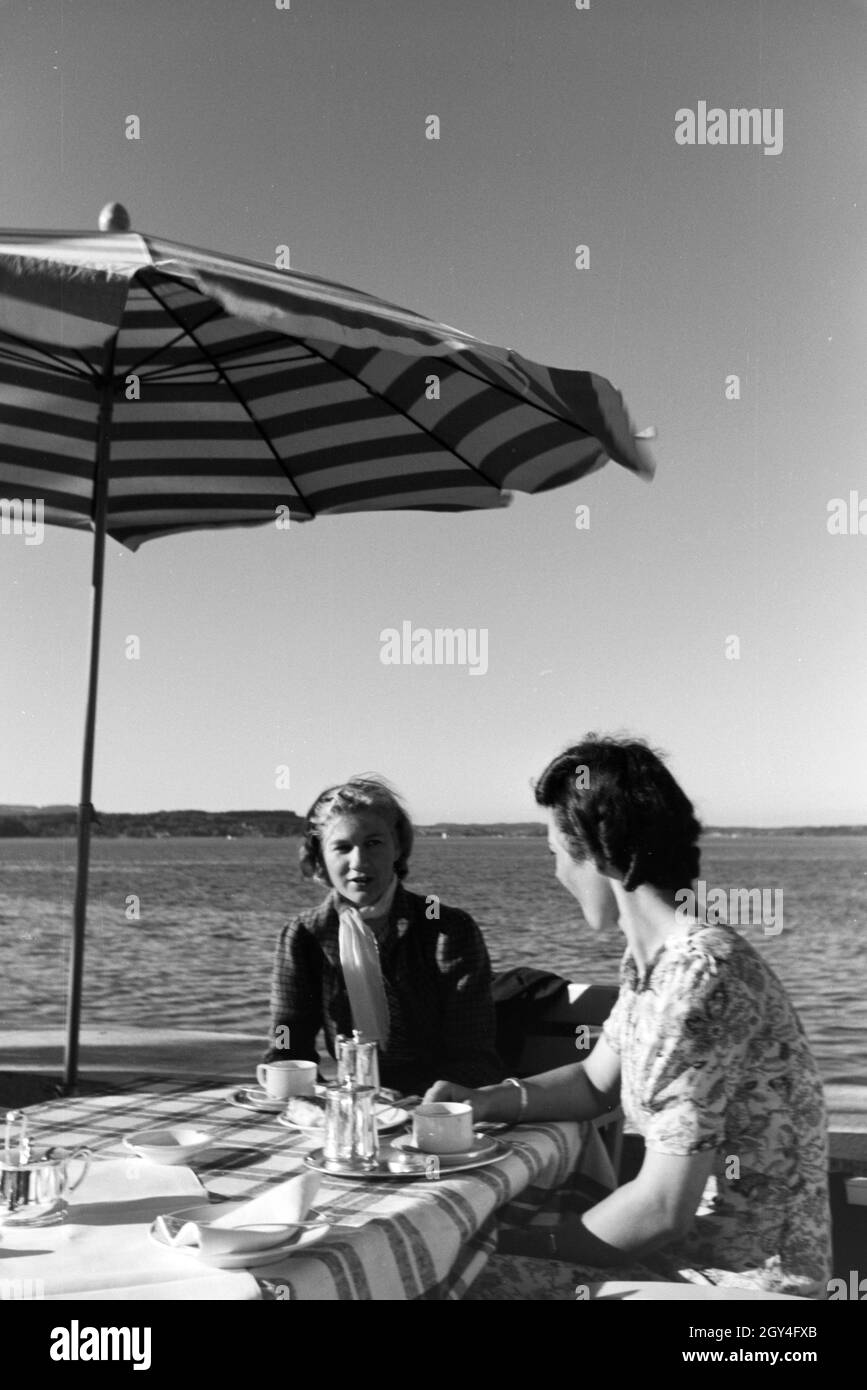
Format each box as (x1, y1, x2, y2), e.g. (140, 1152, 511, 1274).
(63, 367, 114, 1093)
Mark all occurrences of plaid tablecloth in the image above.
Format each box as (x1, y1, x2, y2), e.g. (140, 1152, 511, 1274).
(8, 1076, 601, 1301)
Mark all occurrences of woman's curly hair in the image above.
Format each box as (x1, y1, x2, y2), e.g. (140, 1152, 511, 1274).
(299, 775, 414, 884)
(534, 734, 702, 892)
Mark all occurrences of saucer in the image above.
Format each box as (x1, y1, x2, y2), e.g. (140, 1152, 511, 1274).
(228, 1087, 287, 1114)
(390, 1133, 500, 1165)
(303, 1149, 426, 1181)
(304, 1138, 507, 1180)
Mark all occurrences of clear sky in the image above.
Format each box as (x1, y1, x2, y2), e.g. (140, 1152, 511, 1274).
(1, 0, 865, 826)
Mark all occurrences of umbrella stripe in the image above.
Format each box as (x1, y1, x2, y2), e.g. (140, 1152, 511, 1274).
(107, 431, 278, 455)
(475, 419, 597, 487)
(93, 499, 304, 521)
(114, 399, 256, 424)
(282, 452, 482, 495)
(225, 356, 352, 398)
(0, 423, 611, 503)
(106, 475, 299, 499)
(0, 442, 97, 478)
(317, 484, 507, 513)
(3, 477, 96, 510)
(1, 444, 489, 494)
(306, 342, 612, 491)
(0, 402, 617, 490)
(108, 495, 506, 550)
(0, 357, 102, 401)
(103, 487, 500, 528)
(1, 420, 97, 462)
(250, 379, 381, 425)
(517, 452, 608, 493)
(0, 387, 101, 425)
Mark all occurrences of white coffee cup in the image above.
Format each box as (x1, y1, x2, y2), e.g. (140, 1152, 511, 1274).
(412, 1102, 474, 1155)
(256, 1060, 317, 1100)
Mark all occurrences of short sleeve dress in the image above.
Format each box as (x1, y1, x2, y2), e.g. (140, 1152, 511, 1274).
(466, 923, 831, 1301)
(602, 922, 831, 1296)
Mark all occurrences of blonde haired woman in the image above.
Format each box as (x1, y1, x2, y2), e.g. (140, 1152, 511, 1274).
(265, 776, 502, 1094)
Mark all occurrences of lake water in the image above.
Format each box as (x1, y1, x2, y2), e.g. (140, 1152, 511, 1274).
(1, 834, 865, 1086)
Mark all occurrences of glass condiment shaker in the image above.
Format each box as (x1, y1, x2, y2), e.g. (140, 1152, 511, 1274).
(322, 1083, 380, 1171)
(336, 1031, 380, 1094)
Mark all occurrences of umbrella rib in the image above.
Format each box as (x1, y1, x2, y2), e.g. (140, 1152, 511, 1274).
(138, 277, 318, 519)
(209, 337, 604, 476)
(137, 344, 308, 384)
(202, 334, 315, 369)
(118, 274, 614, 506)
(138, 333, 317, 382)
(427, 354, 592, 438)
(116, 284, 580, 481)
(120, 282, 594, 471)
(120, 306, 228, 380)
(180, 327, 529, 488)
(0, 332, 98, 382)
(214, 323, 595, 443)
(296, 340, 506, 496)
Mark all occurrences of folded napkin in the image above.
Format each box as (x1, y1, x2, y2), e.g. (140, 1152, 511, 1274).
(155, 1170, 322, 1256)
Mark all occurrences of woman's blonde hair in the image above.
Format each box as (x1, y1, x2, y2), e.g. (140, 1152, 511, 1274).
(299, 775, 414, 882)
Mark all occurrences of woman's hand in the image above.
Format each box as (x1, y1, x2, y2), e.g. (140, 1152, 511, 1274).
(422, 1079, 492, 1122)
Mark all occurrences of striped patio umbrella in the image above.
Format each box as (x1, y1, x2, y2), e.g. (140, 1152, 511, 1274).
(0, 206, 655, 1088)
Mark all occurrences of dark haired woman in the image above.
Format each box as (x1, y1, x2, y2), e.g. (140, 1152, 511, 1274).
(264, 776, 502, 1094)
(428, 736, 831, 1299)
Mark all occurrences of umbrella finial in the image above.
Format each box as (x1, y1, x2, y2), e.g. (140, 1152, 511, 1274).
(98, 202, 131, 233)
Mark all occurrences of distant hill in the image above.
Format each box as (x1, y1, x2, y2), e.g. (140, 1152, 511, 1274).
(417, 822, 547, 837)
(418, 823, 867, 838)
(0, 807, 305, 838)
(0, 808, 864, 839)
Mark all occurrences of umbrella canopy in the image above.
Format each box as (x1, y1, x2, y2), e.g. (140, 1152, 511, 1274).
(0, 227, 652, 547)
(0, 213, 655, 1088)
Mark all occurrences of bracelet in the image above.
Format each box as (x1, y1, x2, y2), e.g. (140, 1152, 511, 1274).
(503, 1076, 528, 1121)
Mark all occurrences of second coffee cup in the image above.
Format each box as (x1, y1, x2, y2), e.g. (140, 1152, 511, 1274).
(412, 1101, 474, 1154)
(256, 1060, 317, 1100)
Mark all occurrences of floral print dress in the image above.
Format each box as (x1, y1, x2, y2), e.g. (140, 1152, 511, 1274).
(466, 924, 831, 1301)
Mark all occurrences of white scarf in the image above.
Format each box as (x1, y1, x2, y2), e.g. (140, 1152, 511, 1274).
(337, 877, 396, 1047)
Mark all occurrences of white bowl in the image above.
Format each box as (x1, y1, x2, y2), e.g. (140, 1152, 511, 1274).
(123, 1126, 214, 1165)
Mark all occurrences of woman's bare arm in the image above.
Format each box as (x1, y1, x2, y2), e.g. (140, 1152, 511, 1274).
(425, 1035, 621, 1123)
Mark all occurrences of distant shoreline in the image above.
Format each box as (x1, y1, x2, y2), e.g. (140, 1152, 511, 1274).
(1, 806, 865, 839)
